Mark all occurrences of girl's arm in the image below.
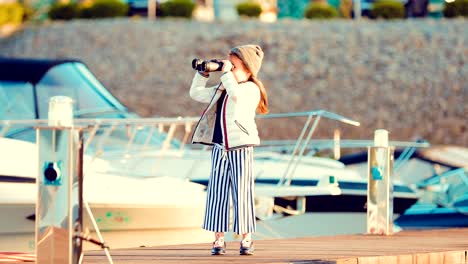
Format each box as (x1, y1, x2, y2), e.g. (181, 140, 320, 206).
(220, 72, 260, 106)
(189, 72, 219, 103)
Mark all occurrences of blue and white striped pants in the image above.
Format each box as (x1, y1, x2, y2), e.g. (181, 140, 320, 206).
(202, 144, 256, 234)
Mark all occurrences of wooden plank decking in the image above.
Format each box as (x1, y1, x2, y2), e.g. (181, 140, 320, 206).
(83, 228, 468, 263)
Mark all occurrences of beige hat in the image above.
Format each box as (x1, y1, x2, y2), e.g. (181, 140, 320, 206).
(230, 44, 264, 77)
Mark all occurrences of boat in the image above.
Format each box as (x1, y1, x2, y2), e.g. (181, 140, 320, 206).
(80, 110, 423, 219)
(340, 145, 468, 229)
(0, 57, 211, 252)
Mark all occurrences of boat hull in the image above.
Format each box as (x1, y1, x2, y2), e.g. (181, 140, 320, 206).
(192, 178, 419, 215)
(0, 202, 210, 252)
(274, 194, 417, 214)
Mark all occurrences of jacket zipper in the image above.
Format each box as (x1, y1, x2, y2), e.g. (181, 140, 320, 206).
(190, 83, 222, 143)
(222, 94, 229, 150)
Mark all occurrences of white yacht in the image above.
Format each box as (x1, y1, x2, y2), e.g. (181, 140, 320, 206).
(0, 58, 210, 252)
(340, 145, 468, 229)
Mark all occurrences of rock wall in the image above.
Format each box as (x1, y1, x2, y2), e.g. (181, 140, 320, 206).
(1, 18, 466, 146)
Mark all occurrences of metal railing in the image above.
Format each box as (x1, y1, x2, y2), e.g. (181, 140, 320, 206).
(1, 109, 430, 189)
(258, 110, 360, 186)
(1, 109, 360, 183)
(417, 168, 468, 213)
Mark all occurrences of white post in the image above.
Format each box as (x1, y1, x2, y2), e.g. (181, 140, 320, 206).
(36, 96, 83, 263)
(48, 96, 74, 127)
(367, 129, 394, 235)
(353, 0, 361, 19)
(333, 129, 341, 160)
(374, 129, 389, 148)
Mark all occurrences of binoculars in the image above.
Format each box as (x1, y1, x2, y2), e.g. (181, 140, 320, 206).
(192, 58, 224, 72)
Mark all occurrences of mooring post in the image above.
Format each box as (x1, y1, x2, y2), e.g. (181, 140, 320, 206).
(367, 129, 394, 235)
(36, 96, 83, 263)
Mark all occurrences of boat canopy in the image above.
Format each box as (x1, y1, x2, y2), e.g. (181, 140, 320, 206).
(0, 57, 130, 120)
(0, 58, 81, 85)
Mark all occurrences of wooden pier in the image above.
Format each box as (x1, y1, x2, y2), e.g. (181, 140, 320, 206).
(83, 228, 468, 264)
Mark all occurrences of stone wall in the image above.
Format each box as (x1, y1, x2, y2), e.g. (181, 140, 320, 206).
(0, 18, 466, 146)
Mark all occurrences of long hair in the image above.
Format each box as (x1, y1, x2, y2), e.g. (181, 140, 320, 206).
(231, 52, 268, 114)
(250, 76, 268, 114)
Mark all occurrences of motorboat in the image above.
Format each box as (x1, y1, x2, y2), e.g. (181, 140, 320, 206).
(0, 137, 209, 251)
(0, 58, 210, 252)
(79, 111, 422, 219)
(340, 145, 468, 229)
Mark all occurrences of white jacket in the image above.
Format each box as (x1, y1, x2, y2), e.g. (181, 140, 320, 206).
(190, 71, 260, 150)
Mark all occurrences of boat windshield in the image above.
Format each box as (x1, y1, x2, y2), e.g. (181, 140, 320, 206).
(0, 62, 162, 145)
(35, 62, 129, 119)
(0, 60, 181, 173)
(0, 81, 35, 120)
(0, 62, 130, 120)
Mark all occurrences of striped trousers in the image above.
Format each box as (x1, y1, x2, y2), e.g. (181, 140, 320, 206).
(202, 144, 256, 234)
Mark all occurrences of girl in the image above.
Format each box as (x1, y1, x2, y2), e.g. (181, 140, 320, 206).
(189, 44, 268, 255)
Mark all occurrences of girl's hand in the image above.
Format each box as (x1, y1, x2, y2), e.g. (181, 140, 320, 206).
(221, 60, 233, 73)
(198, 70, 209, 77)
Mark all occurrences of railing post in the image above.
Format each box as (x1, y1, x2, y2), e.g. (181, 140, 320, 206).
(367, 129, 394, 235)
(36, 96, 83, 263)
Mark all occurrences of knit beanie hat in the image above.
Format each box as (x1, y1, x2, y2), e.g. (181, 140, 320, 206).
(230, 44, 264, 77)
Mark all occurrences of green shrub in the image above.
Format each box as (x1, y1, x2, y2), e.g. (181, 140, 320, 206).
(159, 0, 196, 18)
(371, 0, 405, 19)
(304, 3, 338, 19)
(79, 0, 128, 19)
(0, 3, 24, 25)
(443, 0, 468, 17)
(236, 1, 262, 17)
(48, 2, 80, 20)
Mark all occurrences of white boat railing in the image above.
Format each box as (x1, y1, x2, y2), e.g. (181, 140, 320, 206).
(1, 109, 429, 189)
(417, 168, 468, 213)
(1, 109, 361, 184)
(258, 110, 360, 186)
